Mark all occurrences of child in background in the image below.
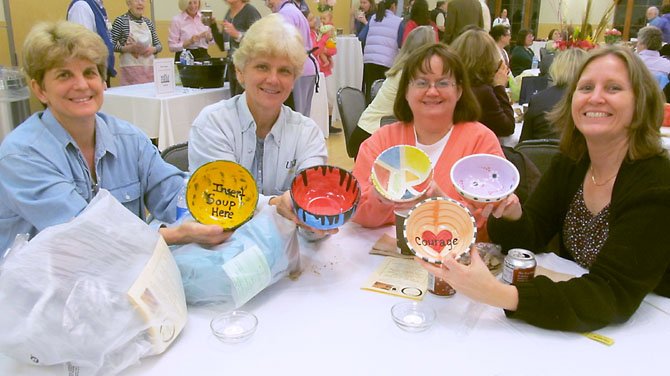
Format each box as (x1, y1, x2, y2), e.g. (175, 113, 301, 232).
(309, 12, 342, 133)
(309, 12, 338, 77)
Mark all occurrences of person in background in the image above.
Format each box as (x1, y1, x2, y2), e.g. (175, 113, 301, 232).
(352, 26, 435, 158)
(293, 0, 310, 17)
(0, 21, 231, 253)
(539, 28, 562, 75)
(111, 0, 162, 86)
(420, 45, 670, 332)
(353, 0, 376, 37)
(266, 0, 317, 117)
(443, 0, 483, 44)
(358, 0, 403, 103)
(168, 0, 213, 61)
(402, 0, 439, 44)
(188, 14, 332, 236)
(510, 28, 535, 76)
(636, 26, 670, 78)
(647, 6, 660, 26)
(520, 48, 587, 142)
(309, 12, 341, 134)
(209, 0, 261, 96)
(451, 28, 514, 137)
(478, 0, 491, 32)
(67, 0, 116, 86)
(490, 24, 511, 69)
(651, 5, 670, 44)
(492, 8, 510, 28)
(352, 43, 504, 240)
(430, 1, 447, 41)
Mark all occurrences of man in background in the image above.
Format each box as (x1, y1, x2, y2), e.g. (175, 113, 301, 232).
(67, 0, 116, 86)
(444, 0, 483, 44)
(647, 6, 660, 26)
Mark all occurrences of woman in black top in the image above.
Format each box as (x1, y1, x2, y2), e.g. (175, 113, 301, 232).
(210, 0, 261, 95)
(510, 28, 535, 76)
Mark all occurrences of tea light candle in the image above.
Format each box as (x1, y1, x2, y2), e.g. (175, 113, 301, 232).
(222, 324, 245, 337)
(403, 313, 424, 325)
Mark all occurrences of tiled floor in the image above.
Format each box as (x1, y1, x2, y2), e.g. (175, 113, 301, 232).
(326, 121, 354, 171)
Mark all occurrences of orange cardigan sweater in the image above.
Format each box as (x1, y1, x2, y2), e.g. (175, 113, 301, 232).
(352, 121, 504, 237)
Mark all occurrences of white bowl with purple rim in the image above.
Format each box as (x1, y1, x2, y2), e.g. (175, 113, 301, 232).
(450, 154, 520, 203)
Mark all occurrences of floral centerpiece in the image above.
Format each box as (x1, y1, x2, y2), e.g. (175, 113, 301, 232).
(549, 0, 617, 51)
(604, 28, 622, 45)
(316, 0, 336, 13)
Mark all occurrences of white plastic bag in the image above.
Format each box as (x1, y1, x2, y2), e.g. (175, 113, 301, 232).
(0, 190, 187, 376)
(172, 204, 300, 308)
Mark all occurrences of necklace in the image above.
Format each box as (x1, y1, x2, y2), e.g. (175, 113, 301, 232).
(590, 165, 617, 186)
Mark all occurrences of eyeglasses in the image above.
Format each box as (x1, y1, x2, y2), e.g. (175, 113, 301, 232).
(409, 78, 458, 91)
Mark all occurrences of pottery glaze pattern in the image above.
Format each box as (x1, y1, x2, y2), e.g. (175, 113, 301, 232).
(403, 197, 476, 264)
(450, 154, 519, 202)
(186, 160, 259, 230)
(290, 165, 361, 230)
(371, 145, 433, 202)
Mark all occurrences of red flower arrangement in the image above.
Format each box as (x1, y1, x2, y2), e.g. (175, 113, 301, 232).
(555, 37, 596, 51)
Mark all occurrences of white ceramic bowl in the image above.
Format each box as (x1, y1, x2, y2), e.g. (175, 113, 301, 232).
(391, 301, 436, 332)
(403, 197, 476, 264)
(210, 310, 258, 343)
(450, 154, 520, 203)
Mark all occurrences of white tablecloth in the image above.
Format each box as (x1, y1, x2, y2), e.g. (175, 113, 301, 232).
(101, 83, 230, 150)
(531, 40, 545, 60)
(332, 36, 364, 123)
(310, 72, 329, 138)
(3, 223, 668, 375)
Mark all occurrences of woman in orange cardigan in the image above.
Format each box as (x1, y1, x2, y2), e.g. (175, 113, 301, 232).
(352, 43, 504, 238)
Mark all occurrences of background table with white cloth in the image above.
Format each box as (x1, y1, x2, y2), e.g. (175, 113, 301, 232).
(331, 35, 364, 124)
(2, 223, 668, 375)
(101, 83, 230, 150)
(310, 72, 329, 138)
(531, 40, 545, 60)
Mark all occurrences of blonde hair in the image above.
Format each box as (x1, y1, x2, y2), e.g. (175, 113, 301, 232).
(178, 0, 201, 12)
(233, 14, 306, 77)
(23, 21, 108, 86)
(451, 28, 501, 85)
(386, 26, 435, 77)
(549, 48, 587, 87)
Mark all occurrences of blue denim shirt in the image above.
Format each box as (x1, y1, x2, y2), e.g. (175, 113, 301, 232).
(0, 109, 185, 252)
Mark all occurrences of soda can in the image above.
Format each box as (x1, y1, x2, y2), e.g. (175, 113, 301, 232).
(502, 248, 536, 284)
(428, 274, 456, 296)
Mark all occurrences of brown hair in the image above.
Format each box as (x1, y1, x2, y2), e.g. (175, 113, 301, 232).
(23, 21, 108, 86)
(546, 45, 664, 161)
(451, 28, 501, 85)
(394, 43, 481, 124)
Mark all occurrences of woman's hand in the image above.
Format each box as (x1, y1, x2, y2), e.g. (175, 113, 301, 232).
(222, 21, 239, 39)
(160, 221, 233, 247)
(490, 193, 522, 221)
(270, 191, 339, 238)
(415, 247, 519, 310)
(464, 201, 495, 228)
(493, 62, 510, 87)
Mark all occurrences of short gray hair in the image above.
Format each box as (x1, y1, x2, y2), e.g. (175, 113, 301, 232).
(638, 26, 663, 51)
